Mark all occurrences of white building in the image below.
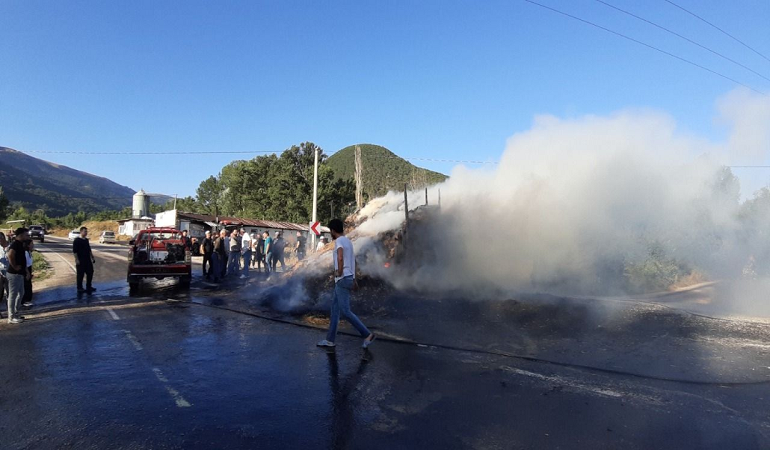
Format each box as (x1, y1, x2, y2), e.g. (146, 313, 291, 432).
(117, 217, 154, 237)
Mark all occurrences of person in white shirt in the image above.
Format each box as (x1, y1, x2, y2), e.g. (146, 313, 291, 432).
(240, 229, 252, 279)
(317, 219, 375, 349)
(22, 239, 34, 308)
(316, 236, 327, 252)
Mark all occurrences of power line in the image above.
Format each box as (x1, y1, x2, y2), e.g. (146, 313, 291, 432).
(596, 0, 770, 83)
(523, 0, 767, 95)
(14, 147, 499, 165)
(664, 0, 770, 64)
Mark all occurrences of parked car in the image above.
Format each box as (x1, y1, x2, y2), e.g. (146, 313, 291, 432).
(127, 227, 191, 293)
(68, 229, 81, 241)
(99, 231, 117, 244)
(29, 225, 46, 242)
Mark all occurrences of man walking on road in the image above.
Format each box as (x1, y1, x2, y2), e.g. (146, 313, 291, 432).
(317, 219, 375, 349)
(201, 230, 214, 279)
(6, 227, 29, 324)
(73, 226, 96, 294)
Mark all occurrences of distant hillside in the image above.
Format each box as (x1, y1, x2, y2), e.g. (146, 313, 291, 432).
(327, 144, 447, 198)
(0, 147, 135, 216)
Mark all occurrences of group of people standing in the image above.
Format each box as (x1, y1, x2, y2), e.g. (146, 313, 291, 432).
(0, 228, 38, 324)
(199, 228, 308, 282)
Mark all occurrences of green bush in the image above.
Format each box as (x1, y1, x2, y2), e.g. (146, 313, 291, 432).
(31, 250, 50, 274)
(624, 243, 687, 294)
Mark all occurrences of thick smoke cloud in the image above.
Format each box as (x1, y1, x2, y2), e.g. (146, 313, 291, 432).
(349, 89, 770, 297)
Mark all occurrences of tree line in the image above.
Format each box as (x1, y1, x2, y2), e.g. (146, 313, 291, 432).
(0, 142, 355, 229)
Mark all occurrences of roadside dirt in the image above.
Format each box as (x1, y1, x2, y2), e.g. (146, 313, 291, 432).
(50, 220, 120, 237)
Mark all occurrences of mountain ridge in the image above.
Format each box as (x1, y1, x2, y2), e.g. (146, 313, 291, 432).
(0, 146, 136, 216)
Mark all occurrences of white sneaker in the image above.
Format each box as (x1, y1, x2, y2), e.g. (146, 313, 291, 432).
(22, 302, 33, 307)
(316, 340, 336, 348)
(9, 317, 24, 324)
(239, 275, 247, 279)
(363, 334, 376, 349)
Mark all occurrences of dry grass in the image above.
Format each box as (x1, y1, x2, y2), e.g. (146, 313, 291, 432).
(51, 220, 119, 238)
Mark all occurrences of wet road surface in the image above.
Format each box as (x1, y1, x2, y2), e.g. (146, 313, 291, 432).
(2, 245, 770, 448)
(1, 299, 769, 449)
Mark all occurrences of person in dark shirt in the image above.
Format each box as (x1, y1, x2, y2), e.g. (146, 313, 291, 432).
(6, 227, 29, 323)
(295, 231, 307, 261)
(181, 230, 192, 252)
(73, 226, 96, 293)
(212, 229, 227, 282)
(201, 230, 214, 279)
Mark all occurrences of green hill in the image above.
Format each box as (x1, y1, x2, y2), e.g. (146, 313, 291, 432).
(327, 144, 447, 198)
(0, 146, 136, 216)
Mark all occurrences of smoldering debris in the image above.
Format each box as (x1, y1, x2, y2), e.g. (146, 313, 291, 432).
(268, 88, 770, 312)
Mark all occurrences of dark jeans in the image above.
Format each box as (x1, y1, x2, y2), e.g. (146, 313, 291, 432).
(0, 274, 7, 317)
(211, 253, 223, 281)
(76, 264, 94, 290)
(23, 268, 32, 304)
(202, 253, 212, 277)
(271, 252, 285, 272)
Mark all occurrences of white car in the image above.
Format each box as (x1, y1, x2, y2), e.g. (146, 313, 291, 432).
(99, 231, 116, 244)
(68, 229, 81, 240)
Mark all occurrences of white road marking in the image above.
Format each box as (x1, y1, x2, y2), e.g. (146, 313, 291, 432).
(122, 330, 143, 350)
(153, 368, 192, 407)
(152, 368, 169, 382)
(107, 308, 120, 320)
(43, 247, 77, 273)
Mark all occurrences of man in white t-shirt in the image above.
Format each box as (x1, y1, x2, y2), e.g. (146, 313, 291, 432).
(240, 229, 252, 279)
(317, 219, 375, 349)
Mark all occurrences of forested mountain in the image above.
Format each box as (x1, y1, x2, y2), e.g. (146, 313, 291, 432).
(0, 146, 135, 216)
(191, 142, 356, 224)
(327, 144, 447, 199)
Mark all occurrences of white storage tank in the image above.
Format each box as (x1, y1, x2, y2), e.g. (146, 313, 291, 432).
(132, 189, 150, 218)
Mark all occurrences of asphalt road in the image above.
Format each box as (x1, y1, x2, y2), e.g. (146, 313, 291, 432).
(1, 301, 768, 450)
(1, 241, 769, 449)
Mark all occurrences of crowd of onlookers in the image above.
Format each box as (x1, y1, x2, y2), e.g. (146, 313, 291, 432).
(0, 228, 38, 324)
(0, 225, 331, 323)
(196, 228, 325, 282)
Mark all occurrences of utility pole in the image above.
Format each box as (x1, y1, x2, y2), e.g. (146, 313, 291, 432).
(355, 144, 363, 210)
(425, 187, 428, 206)
(312, 146, 319, 251)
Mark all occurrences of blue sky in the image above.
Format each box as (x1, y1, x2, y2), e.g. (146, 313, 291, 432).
(1, 0, 769, 198)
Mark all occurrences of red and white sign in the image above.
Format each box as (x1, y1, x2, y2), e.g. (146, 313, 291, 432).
(310, 221, 321, 236)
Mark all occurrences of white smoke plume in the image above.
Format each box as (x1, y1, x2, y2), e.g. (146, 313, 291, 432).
(347, 88, 770, 297)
